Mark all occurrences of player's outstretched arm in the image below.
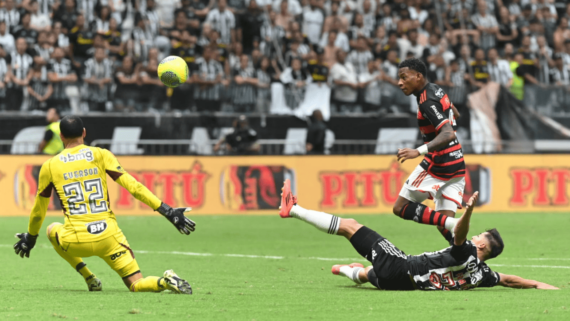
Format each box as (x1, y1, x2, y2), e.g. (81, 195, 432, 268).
(14, 164, 52, 258)
(102, 149, 197, 235)
(453, 191, 479, 246)
(497, 273, 559, 290)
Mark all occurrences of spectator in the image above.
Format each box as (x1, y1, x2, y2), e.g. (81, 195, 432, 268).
(0, 0, 20, 33)
(170, 29, 197, 110)
(32, 31, 53, 62)
(240, 0, 264, 55)
(360, 0, 376, 33)
(330, 49, 358, 112)
(303, 0, 325, 45)
(275, 0, 294, 30)
(83, 47, 113, 111)
(139, 57, 166, 111)
(381, 49, 400, 87)
(0, 21, 15, 54)
(281, 56, 307, 109)
(228, 41, 245, 71)
(28, 56, 53, 111)
(77, 0, 97, 24)
(69, 14, 94, 71)
(446, 59, 467, 106)
(213, 115, 259, 155)
(536, 35, 554, 84)
(550, 53, 570, 86)
(553, 17, 570, 51)
(496, 6, 518, 54)
(8, 38, 33, 111)
(29, 0, 51, 31)
(398, 29, 423, 62)
(306, 109, 327, 154)
(0, 45, 9, 111)
(422, 33, 441, 64)
(232, 54, 257, 113)
(93, 5, 112, 35)
(320, 18, 349, 53)
(468, 48, 490, 88)
(255, 56, 275, 112)
(52, 21, 69, 53)
(143, 0, 161, 37)
(113, 55, 139, 112)
(53, 0, 79, 33)
(376, 3, 396, 32)
(47, 46, 76, 111)
(375, 30, 400, 61)
(323, 1, 348, 34)
(487, 47, 513, 87)
(260, 10, 285, 58)
(12, 12, 39, 47)
(347, 13, 373, 49)
(408, 0, 428, 25)
(104, 18, 125, 60)
(471, 0, 498, 51)
(396, 3, 413, 36)
(273, 0, 303, 16)
(538, 6, 557, 47)
(427, 55, 447, 86)
(37, 107, 63, 155)
(358, 59, 383, 112)
(205, 0, 236, 45)
(347, 36, 373, 75)
(130, 13, 155, 63)
(194, 45, 224, 112)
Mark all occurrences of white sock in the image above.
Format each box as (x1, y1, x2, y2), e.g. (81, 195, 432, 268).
(339, 266, 364, 284)
(444, 217, 458, 232)
(290, 205, 340, 235)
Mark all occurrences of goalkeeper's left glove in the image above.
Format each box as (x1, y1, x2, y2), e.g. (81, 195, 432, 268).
(14, 232, 38, 258)
(156, 203, 196, 235)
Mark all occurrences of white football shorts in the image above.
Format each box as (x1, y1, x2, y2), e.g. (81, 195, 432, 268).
(399, 165, 465, 212)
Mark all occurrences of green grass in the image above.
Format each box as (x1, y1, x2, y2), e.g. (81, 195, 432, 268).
(1, 213, 569, 320)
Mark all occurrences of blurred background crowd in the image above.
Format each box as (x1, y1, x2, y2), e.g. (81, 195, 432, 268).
(0, 0, 567, 116)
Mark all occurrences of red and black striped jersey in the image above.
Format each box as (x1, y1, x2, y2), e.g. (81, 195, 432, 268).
(416, 83, 465, 180)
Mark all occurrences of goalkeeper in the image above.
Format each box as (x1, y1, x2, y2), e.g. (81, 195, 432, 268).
(13, 115, 196, 294)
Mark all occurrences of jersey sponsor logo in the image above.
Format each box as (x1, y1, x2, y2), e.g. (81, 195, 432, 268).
(63, 167, 99, 180)
(85, 220, 107, 235)
(435, 88, 444, 98)
(449, 150, 463, 159)
(59, 149, 94, 163)
(110, 250, 127, 261)
(430, 105, 443, 119)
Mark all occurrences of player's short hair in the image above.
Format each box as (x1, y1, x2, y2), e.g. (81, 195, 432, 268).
(485, 228, 504, 259)
(398, 58, 427, 77)
(60, 115, 84, 139)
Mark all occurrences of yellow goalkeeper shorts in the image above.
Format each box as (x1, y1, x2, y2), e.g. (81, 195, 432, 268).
(49, 224, 141, 278)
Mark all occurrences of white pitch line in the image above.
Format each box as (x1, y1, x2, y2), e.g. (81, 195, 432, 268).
(3, 244, 570, 269)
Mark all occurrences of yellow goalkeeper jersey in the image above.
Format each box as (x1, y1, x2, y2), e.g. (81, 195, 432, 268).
(29, 144, 162, 242)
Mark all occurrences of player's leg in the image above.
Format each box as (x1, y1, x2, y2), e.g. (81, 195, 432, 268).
(46, 223, 101, 291)
(393, 166, 458, 231)
(434, 177, 466, 244)
(100, 232, 192, 294)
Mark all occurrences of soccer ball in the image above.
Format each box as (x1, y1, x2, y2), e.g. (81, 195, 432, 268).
(157, 56, 188, 88)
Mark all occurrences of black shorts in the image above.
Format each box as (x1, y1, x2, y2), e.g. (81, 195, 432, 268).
(350, 227, 415, 291)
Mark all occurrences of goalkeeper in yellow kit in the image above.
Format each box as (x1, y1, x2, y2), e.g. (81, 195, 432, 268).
(13, 116, 196, 294)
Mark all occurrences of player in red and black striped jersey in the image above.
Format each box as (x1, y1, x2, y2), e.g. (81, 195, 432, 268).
(392, 58, 466, 245)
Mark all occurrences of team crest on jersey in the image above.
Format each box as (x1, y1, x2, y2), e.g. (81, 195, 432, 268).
(86, 220, 107, 235)
(435, 88, 444, 98)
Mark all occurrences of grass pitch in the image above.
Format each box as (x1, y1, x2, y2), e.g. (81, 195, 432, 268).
(1, 213, 569, 320)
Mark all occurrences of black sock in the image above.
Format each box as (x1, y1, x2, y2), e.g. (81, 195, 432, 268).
(440, 228, 454, 246)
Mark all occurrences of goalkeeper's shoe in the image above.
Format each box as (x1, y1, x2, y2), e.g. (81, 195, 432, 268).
(86, 275, 102, 292)
(163, 270, 192, 294)
(278, 179, 297, 218)
(331, 263, 364, 275)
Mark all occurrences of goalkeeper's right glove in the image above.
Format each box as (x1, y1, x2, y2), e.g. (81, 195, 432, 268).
(14, 232, 38, 258)
(156, 203, 196, 235)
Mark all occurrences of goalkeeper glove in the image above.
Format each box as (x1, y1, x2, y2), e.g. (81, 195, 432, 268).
(156, 203, 196, 235)
(14, 233, 38, 258)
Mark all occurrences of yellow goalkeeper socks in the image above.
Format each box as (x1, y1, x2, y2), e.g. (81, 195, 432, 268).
(130, 276, 167, 292)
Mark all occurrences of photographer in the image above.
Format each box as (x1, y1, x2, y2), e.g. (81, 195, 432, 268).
(214, 115, 260, 155)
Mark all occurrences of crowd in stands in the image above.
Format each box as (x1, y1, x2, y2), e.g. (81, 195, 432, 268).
(0, 0, 567, 114)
